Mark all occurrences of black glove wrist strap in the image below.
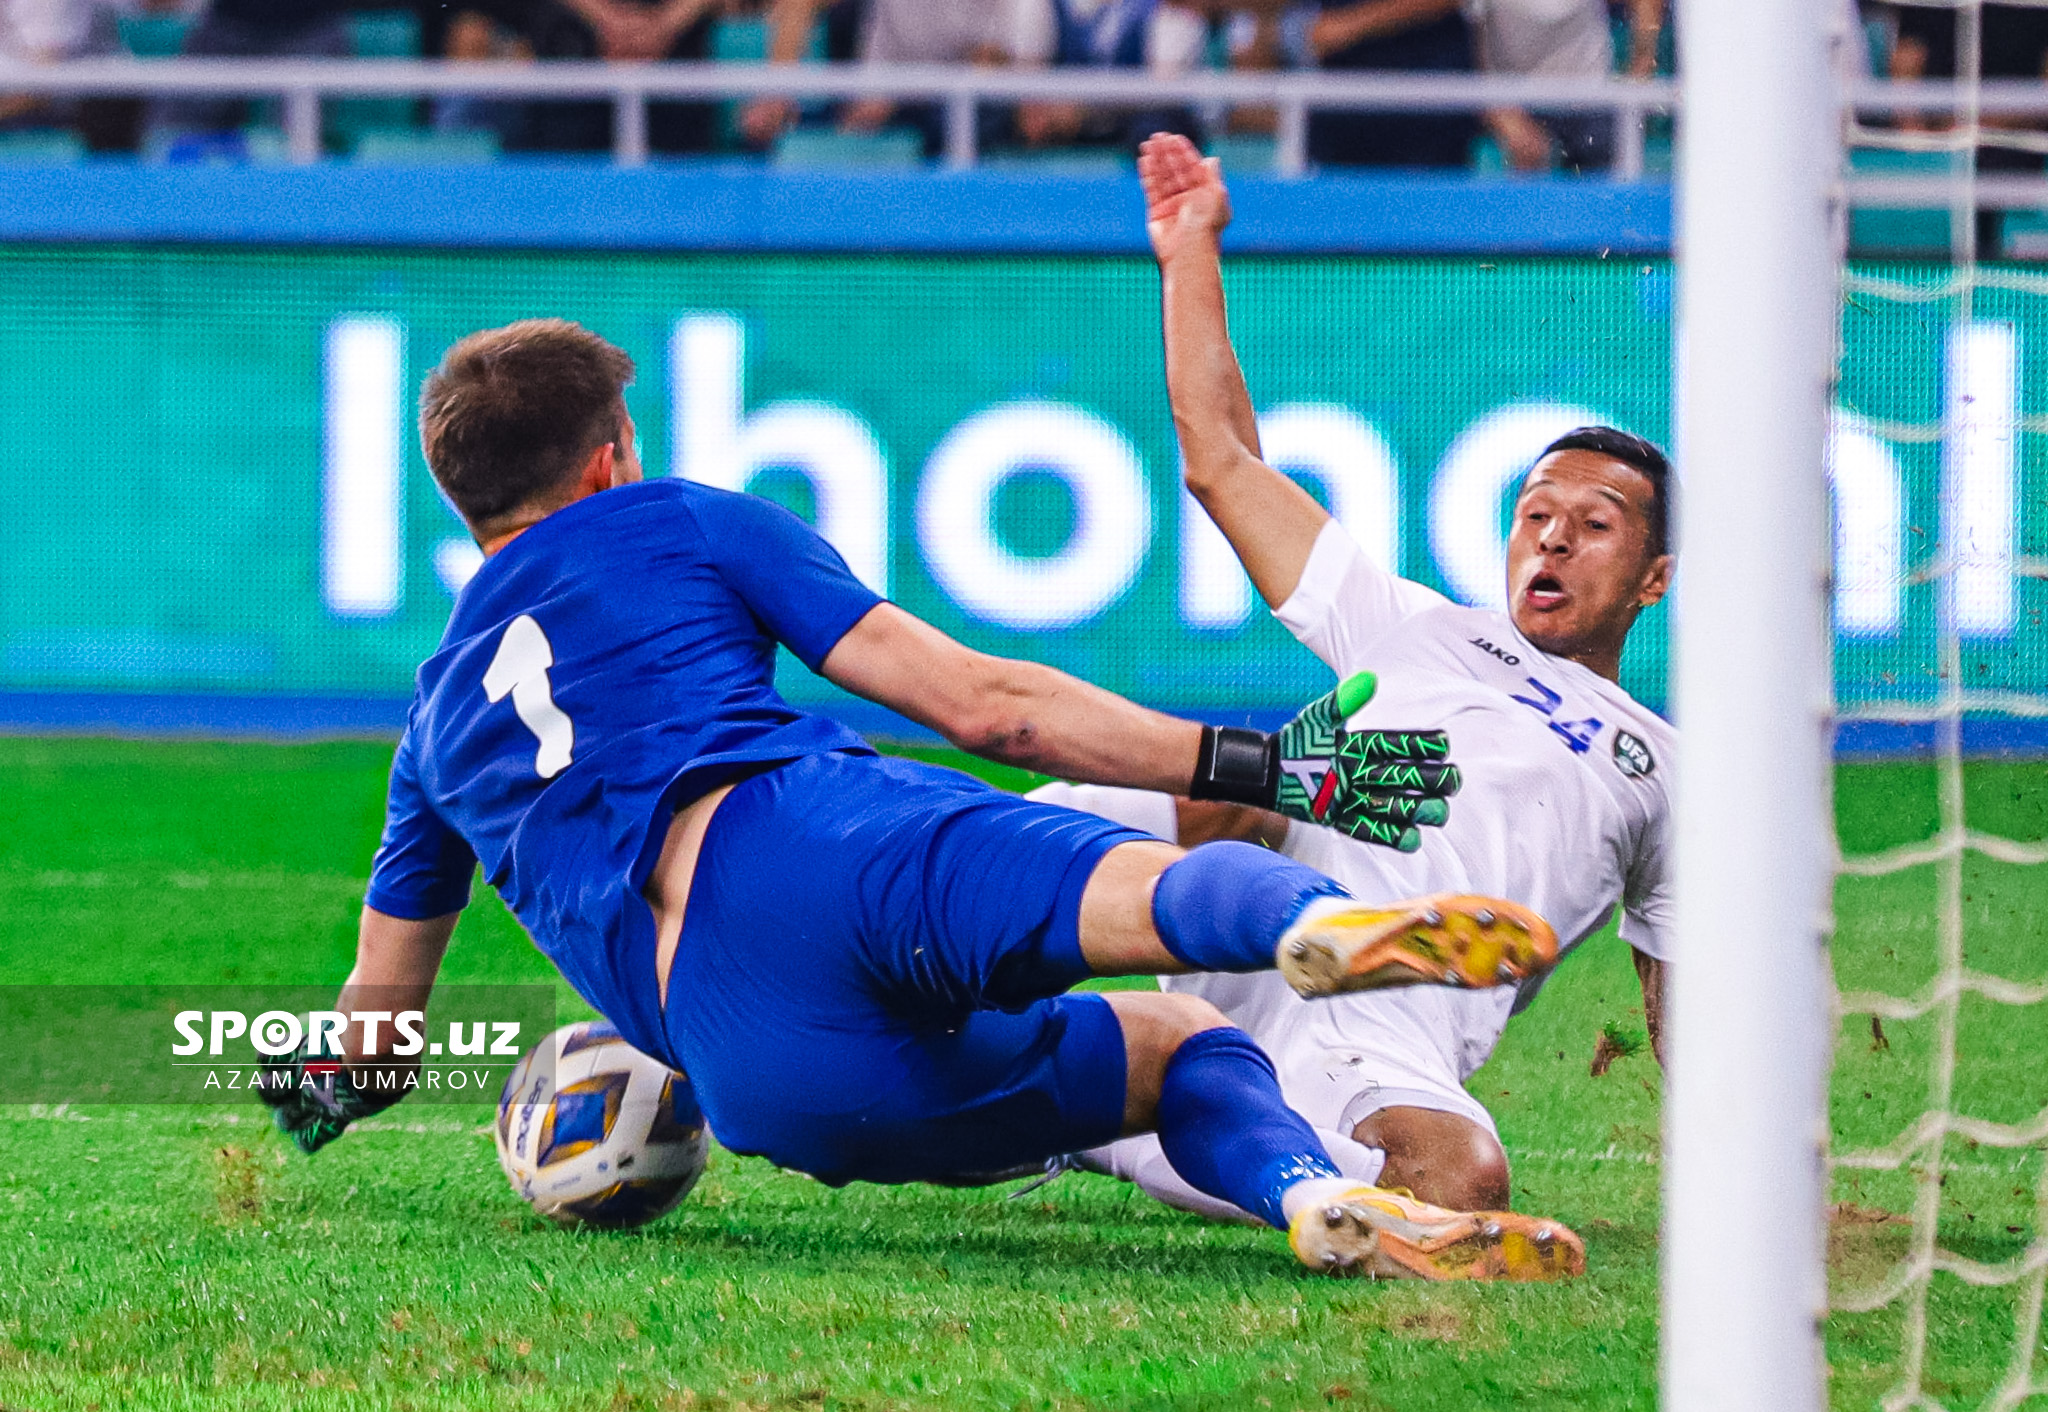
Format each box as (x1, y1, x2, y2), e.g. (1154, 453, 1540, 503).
(1189, 725, 1281, 808)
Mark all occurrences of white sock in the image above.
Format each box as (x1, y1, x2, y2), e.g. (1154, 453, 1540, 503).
(1085, 1128, 1389, 1227)
(1284, 893, 1365, 934)
(1279, 1175, 1368, 1225)
(1082, 1136, 1262, 1225)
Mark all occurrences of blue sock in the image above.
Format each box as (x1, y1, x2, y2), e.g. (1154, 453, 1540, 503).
(1154, 1026, 1343, 1230)
(1151, 841, 1348, 973)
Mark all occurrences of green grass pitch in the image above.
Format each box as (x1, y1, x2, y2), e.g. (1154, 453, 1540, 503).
(0, 738, 2043, 1411)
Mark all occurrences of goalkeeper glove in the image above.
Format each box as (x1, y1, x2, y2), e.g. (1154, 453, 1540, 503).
(1188, 670, 1460, 852)
(256, 1032, 407, 1155)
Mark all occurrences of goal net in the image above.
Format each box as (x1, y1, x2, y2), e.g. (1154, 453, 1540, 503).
(1828, 6, 2048, 1405)
(1672, 2, 2048, 1407)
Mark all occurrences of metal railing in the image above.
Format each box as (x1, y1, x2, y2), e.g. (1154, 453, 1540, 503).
(1847, 78, 2048, 212)
(0, 58, 1676, 178)
(5, 58, 2048, 204)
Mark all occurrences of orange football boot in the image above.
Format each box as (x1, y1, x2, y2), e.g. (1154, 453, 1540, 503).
(1275, 894, 1557, 998)
(1289, 1185, 1586, 1281)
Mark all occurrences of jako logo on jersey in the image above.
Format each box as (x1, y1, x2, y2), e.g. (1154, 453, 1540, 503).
(1613, 730, 1656, 778)
(1467, 636, 1521, 666)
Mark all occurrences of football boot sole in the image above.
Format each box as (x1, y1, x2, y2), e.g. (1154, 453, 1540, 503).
(1290, 1189, 1587, 1282)
(1275, 894, 1557, 999)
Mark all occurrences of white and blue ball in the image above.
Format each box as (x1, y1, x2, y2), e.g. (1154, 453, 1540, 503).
(494, 1020, 710, 1229)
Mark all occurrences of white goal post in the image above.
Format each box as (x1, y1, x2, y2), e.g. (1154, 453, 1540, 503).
(1665, 0, 1842, 1409)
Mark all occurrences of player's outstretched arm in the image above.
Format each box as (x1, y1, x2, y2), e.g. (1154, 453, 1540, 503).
(260, 908, 458, 1154)
(823, 605, 1457, 848)
(823, 603, 1204, 791)
(335, 907, 458, 1048)
(1139, 131, 1328, 609)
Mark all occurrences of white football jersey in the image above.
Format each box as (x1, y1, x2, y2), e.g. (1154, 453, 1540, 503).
(1164, 518, 1675, 1083)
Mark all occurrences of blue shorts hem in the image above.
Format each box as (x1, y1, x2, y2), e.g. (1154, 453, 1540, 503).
(1047, 991, 1130, 1154)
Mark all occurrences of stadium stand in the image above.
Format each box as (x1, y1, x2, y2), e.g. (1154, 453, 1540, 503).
(0, 1, 2045, 264)
(0, 0, 1683, 172)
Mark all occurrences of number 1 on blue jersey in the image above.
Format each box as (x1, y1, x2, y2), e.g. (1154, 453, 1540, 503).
(484, 615, 575, 779)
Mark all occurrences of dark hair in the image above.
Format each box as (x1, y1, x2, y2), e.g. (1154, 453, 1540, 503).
(1531, 425, 1674, 558)
(419, 319, 636, 529)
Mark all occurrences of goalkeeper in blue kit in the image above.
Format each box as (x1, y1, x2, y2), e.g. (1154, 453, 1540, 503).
(264, 318, 1582, 1279)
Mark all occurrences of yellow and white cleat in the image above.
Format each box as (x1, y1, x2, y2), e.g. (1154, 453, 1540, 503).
(1289, 1185, 1586, 1282)
(1274, 894, 1557, 999)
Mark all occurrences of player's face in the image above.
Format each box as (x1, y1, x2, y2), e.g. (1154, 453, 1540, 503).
(1504, 450, 1672, 675)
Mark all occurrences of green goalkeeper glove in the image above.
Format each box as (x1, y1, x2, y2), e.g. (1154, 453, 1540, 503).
(1188, 671, 1460, 852)
(256, 1033, 406, 1155)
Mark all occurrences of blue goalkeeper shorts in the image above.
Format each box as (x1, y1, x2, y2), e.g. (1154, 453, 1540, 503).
(659, 751, 1150, 1186)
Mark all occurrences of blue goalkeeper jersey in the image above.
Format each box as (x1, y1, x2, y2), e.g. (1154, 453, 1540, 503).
(363, 478, 882, 1041)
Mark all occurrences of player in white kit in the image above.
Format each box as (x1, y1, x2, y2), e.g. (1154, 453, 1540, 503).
(1033, 134, 1677, 1220)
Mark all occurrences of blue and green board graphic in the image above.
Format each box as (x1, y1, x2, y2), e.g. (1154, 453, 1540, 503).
(0, 248, 2037, 725)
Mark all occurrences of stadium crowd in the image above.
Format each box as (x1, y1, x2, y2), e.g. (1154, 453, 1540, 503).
(0, 0, 1668, 169)
(0, 2, 2035, 176)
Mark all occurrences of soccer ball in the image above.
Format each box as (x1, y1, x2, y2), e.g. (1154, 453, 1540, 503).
(494, 1020, 710, 1229)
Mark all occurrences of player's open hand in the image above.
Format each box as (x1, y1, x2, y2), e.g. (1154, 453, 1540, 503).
(1273, 671, 1461, 852)
(1138, 132, 1231, 267)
